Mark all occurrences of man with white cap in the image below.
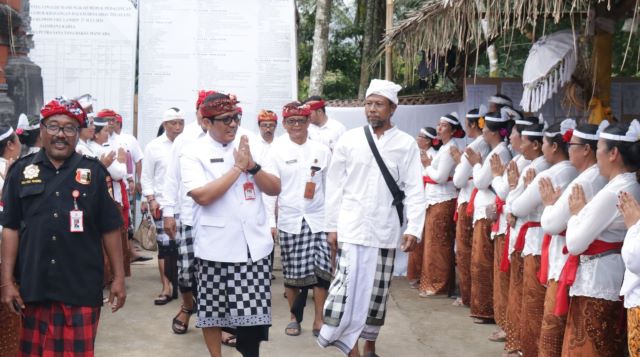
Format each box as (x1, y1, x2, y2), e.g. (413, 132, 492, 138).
(141, 108, 185, 305)
(317, 79, 426, 357)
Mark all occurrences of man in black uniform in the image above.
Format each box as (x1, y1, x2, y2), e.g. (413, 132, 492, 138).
(0, 97, 126, 356)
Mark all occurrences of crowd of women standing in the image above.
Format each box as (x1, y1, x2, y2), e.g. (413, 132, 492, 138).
(408, 94, 640, 357)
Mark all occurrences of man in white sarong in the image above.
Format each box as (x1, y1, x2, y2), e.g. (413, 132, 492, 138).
(317, 79, 426, 357)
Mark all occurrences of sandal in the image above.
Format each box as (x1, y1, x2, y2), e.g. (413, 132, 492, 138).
(488, 329, 507, 342)
(222, 334, 237, 347)
(451, 297, 464, 307)
(154, 294, 172, 306)
(285, 321, 301, 336)
(172, 305, 194, 334)
(472, 317, 495, 324)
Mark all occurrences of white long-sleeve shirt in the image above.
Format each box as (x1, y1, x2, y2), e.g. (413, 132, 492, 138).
(159, 122, 206, 226)
(453, 136, 490, 205)
(512, 160, 577, 256)
(491, 154, 530, 237)
(263, 136, 331, 235)
(141, 133, 174, 202)
(181, 134, 274, 263)
(471, 142, 512, 224)
(566, 172, 640, 301)
(540, 164, 606, 281)
(308, 117, 347, 151)
(325, 125, 426, 248)
(424, 140, 460, 207)
(76, 139, 96, 158)
(622, 222, 640, 308)
(507, 155, 549, 256)
(89, 141, 127, 204)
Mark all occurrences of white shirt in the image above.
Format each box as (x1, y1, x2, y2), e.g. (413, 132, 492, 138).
(566, 172, 640, 301)
(181, 134, 274, 263)
(424, 140, 460, 207)
(159, 122, 206, 226)
(110, 132, 143, 163)
(141, 133, 174, 201)
(541, 164, 607, 281)
(512, 160, 578, 256)
(308, 118, 347, 151)
(76, 139, 96, 158)
(453, 136, 490, 205)
(622, 222, 640, 308)
(471, 142, 512, 224)
(325, 125, 426, 248)
(89, 141, 127, 204)
(507, 156, 550, 256)
(264, 137, 331, 234)
(492, 154, 530, 237)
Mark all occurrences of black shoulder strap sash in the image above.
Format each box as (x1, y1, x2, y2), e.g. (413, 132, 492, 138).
(363, 126, 405, 225)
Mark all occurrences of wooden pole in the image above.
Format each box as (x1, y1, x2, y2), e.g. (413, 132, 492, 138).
(385, 0, 393, 80)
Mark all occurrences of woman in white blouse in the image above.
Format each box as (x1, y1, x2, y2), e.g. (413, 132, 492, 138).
(489, 115, 534, 344)
(450, 108, 490, 307)
(465, 109, 512, 323)
(510, 119, 578, 357)
(537, 123, 607, 357)
(502, 118, 550, 356)
(418, 112, 464, 297)
(619, 191, 640, 357)
(407, 126, 440, 288)
(561, 120, 640, 356)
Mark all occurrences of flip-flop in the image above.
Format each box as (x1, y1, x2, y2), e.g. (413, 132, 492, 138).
(222, 335, 237, 347)
(154, 294, 172, 306)
(131, 256, 152, 263)
(285, 321, 301, 336)
(312, 329, 320, 337)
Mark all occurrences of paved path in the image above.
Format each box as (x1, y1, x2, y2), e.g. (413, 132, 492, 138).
(96, 257, 503, 356)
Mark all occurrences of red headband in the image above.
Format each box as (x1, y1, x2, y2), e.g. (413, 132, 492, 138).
(96, 109, 118, 119)
(258, 110, 278, 122)
(41, 97, 87, 127)
(196, 90, 218, 109)
(282, 104, 311, 119)
(199, 95, 239, 118)
(306, 100, 325, 111)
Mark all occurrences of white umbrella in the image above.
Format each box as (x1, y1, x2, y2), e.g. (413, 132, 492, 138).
(520, 30, 577, 112)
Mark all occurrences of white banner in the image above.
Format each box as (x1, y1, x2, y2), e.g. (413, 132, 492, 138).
(137, 0, 298, 148)
(30, 1, 138, 133)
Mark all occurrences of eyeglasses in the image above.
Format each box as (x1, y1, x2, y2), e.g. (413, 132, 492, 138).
(45, 124, 79, 137)
(285, 118, 308, 126)
(211, 113, 241, 126)
(259, 123, 276, 129)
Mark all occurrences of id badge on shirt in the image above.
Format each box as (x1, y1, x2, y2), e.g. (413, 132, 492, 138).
(304, 181, 316, 199)
(243, 182, 256, 200)
(70, 210, 84, 232)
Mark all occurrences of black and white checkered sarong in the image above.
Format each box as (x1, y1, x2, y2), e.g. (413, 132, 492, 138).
(279, 219, 332, 287)
(195, 257, 272, 328)
(323, 245, 395, 327)
(177, 224, 195, 290)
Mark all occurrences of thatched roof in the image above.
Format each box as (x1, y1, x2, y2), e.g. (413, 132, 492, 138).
(383, 0, 609, 58)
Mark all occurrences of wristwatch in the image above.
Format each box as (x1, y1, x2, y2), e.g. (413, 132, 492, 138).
(247, 163, 262, 175)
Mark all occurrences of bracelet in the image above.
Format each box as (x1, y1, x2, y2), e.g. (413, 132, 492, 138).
(233, 165, 244, 173)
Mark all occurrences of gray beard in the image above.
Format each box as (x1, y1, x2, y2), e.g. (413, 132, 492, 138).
(368, 118, 385, 129)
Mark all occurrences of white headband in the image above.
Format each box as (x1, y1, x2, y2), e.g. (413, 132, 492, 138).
(600, 119, 640, 142)
(440, 112, 460, 125)
(365, 79, 402, 105)
(0, 127, 15, 141)
(574, 120, 610, 141)
(420, 128, 436, 139)
(489, 95, 512, 107)
(544, 118, 576, 138)
(521, 130, 545, 137)
(466, 104, 487, 119)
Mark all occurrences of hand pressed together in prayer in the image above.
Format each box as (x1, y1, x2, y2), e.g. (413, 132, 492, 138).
(1, 282, 25, 315)
(420, 150, 431, 167)
(507, 161, 520, 189)
(116, 148, 126, 163)
(108, 277, 126, 313)
(568, 184, 587, 216)
(523, 168, 536, 187)
(539, 177, 561, 206)
(464, 147, 482, 166)
(618, 191, 640, 229)
(233, 135, 254, 171)
(490, 154, 505, 177)
(100, 150, 116, 167)
(450, 146, 461, 164)
(401, 234, 418, 252)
